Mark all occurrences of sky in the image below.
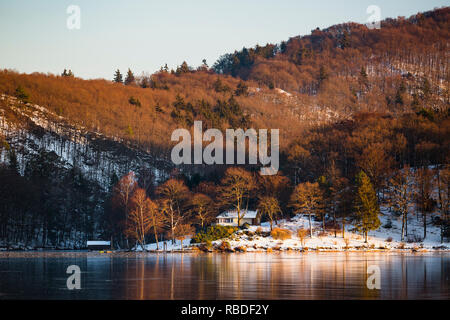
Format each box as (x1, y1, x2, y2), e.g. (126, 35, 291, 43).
(0, 0, 448, 80)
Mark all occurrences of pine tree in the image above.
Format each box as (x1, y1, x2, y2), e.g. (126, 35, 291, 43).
(176, 61, 190, 75)
(124, 68, 135, 86)
(318, 66, 328, 89)
(340, 31, 350, 49)
(353, 171, 380, 243)
(235, 81, 248, 96)
(8, 150, 19, 173)
(359, 66, 369, 90)
(113, 69, 123, 83)
(15, 86, 30, 103)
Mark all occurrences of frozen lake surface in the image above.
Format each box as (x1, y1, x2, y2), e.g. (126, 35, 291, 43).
(0, 252, 448, 299)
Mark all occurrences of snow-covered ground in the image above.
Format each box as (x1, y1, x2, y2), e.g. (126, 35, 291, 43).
(131, 205, 448, 253)
(217, 207, 448, 252)
(136, 238, 192, 252)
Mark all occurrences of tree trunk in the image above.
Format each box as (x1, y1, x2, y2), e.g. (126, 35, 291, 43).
(308, 214, 313, 238)
(405, 211, 408, 237)
(401, 214, 405, 242)
(333, 210, 337, 238)
(423, 212, 427, 239)
(342, 219, 345, 239)
(154, 229, 159, 250)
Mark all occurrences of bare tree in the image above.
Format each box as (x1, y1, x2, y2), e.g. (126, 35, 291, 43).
(125, 188, 152, 250)
(257, 196, 282, 231)
(436, 167, 449, 243)
(190, 193, 216, 229)
(415, 168, 435, 239)
(157, 179, 189, 244)
(219, 167, 255, 227)
(112, 172, 137, 248)
(290, 182, 323, 237)
(174, 223, 195, 251)
(388, 167, 413, 241)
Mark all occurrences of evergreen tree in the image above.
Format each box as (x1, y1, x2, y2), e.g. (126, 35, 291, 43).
(318, 66, 328, 88)
(359, 66, 369, 90)
(235, 81, 249, 96)
(62, 69, 74, 77)
(395, 88, 404, 105)
(421, 77, 431, 100)
(353, 171, 380, 243)
(124, 68, 135, 86)
(113, 69, 123, 83)
(15, 86, 30, 103)
(176, 61, 190, 75)
(340, 31, 350, 49)
(140, 77, 149, 88)
(8, 150, 19, 173)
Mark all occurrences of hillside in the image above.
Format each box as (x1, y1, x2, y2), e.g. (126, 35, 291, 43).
(0, 7, 448, 250)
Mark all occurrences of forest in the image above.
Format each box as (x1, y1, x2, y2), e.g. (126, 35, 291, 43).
(0, 7, 448, 249)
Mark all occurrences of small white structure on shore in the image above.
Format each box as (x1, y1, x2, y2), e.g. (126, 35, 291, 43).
(87, 241, 111, 250)
(215, 210, 259, 227)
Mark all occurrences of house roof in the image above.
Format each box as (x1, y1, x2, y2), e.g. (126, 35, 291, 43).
(216, 210, 258, 219)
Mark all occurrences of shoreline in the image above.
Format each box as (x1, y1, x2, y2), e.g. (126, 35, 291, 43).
(0, 248, 449, 257)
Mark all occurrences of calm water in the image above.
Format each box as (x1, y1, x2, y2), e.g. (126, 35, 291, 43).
(0, 252, 449, 300)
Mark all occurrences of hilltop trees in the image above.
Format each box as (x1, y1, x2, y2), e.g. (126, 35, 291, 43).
(113, 69, 123, 83)
(353, 171, 380, 243)
(61, 69, 74, 77)
(176, 61, 190, 75)
(124, 68, 136, 86)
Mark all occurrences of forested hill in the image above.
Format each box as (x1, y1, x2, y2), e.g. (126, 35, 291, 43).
(1, 8, 449, 152)
(0, 7, 448, 248)
(213, 7, 449, 97)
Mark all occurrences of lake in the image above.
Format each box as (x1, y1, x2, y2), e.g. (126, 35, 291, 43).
(0, 252, 448, 300)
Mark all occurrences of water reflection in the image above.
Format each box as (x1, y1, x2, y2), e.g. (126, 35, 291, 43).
(0, 253, 448, 299)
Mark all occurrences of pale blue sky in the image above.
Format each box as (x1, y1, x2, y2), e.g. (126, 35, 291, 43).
(0, 0, 448, 79)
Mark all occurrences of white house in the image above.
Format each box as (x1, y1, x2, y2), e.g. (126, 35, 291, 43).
(215, 210, 259, 227)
